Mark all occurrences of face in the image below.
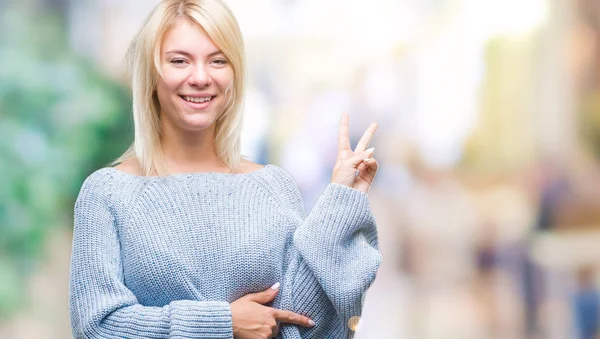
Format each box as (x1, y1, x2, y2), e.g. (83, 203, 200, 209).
(156, 19, 234, 133)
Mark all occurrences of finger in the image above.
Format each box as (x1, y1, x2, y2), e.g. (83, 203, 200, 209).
(272, 309, 315, 328)
(362, 157, 379, 175)
(355, 158, 379, 193)
(349, 148, 375, 167)
(338, 112, 351, 153)
(360, 158, 379, 182)
(356, 161, 367, 174)
(272, 324, 280, 337)
(354, 122, 378, 153)
(245, 282, 280, 304)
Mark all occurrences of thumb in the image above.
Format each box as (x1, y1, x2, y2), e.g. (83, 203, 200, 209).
(245, 282, 280, 304)
(349, 148, 375, 167)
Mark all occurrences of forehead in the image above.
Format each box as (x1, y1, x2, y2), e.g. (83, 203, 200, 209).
(161, 19, 219, 55)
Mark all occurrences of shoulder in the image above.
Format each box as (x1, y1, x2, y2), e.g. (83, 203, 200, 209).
(264, 164, 297, 188)
(113, 158, 143, 176)
(76, 159, 139, 207)
(74, 167, 116, 212)
(235, 159, 293, 189)
(252, 162, 306, 214)
(80, 167, 116, 192)
(239, 158, 297, 187)
(236, 159, 265, 174)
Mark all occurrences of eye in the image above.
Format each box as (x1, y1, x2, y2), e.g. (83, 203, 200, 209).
(212, 58, 228, 65)
(170, 59, 187, 65)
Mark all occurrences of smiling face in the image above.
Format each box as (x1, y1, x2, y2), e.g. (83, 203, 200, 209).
(156, 18, 234, 133)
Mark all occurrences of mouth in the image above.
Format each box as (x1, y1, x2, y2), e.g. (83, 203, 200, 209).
(179, 95, 216, 109)
(180, 95, 214, 103)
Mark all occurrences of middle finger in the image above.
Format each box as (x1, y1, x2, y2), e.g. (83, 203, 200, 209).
(354, 123, 378, 153)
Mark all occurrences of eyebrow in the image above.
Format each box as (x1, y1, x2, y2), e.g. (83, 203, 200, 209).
(165, 49, 224, 57)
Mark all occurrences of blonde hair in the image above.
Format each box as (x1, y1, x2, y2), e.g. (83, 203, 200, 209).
(112, 0, 246, 176)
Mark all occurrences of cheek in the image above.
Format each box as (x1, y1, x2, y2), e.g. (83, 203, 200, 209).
(159, 69, 187, 93)
(214, 68, 234, 90)
(155, 80, 172, 108)
(156, 72, 185, 104)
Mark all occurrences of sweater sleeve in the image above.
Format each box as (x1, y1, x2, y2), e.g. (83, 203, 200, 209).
(275, 169, 382, 338)
(68, 172, 233, 339)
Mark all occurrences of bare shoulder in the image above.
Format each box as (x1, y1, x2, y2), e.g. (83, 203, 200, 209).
(237, 159, 265, 174)
(114, 158, 144, 176)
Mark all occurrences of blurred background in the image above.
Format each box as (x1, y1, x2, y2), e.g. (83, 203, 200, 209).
(2, 0, 600, 338)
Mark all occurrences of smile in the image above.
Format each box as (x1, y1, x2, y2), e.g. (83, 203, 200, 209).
(181, 95, 213, 103)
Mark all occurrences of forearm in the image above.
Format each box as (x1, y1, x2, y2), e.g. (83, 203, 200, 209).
(290, 183, 381, 336)
(70, 297, 233, 339)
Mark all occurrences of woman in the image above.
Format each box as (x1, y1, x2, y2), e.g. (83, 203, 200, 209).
(68, 0, 381, 338)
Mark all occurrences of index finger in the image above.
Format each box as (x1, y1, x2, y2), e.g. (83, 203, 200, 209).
(338, 112, 351, 153)
(272, 309, 314, 328)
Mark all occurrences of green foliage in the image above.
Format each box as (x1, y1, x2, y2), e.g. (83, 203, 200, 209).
(581, 91, 600, 159)
(0, 4, 132, 317)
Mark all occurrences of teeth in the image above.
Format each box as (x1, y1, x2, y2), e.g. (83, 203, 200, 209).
(184, 96, 212, 103)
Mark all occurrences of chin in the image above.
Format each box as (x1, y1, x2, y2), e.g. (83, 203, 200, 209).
(181, 114, 217, 131)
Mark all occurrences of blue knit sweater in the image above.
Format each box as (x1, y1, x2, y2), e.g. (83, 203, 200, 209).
(68, 164, 381, 338)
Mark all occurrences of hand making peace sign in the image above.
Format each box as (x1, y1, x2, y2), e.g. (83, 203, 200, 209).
(331, 112, 379, 193)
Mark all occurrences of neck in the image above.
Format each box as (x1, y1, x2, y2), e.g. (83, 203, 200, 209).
(160, 119, 227, 173)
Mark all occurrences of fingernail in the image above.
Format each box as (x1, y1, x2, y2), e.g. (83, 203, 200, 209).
(309, 319, 316, 326)
(270, 282, 280, 290)
(364, 158, 372, 163)
(366, 147, 375, 154)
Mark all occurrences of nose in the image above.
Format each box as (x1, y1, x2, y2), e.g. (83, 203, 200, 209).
(188, 64, 211, 88)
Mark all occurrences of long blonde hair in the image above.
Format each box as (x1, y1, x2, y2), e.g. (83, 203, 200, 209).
(112, 0, 246, 176)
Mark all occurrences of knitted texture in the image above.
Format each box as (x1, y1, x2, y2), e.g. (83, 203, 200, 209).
(69, 164, 381, 338)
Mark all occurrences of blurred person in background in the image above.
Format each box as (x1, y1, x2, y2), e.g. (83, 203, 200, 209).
(573, 266, 599, 339)
(525, 159, 570, 338)
(67, 0, 383, 338)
